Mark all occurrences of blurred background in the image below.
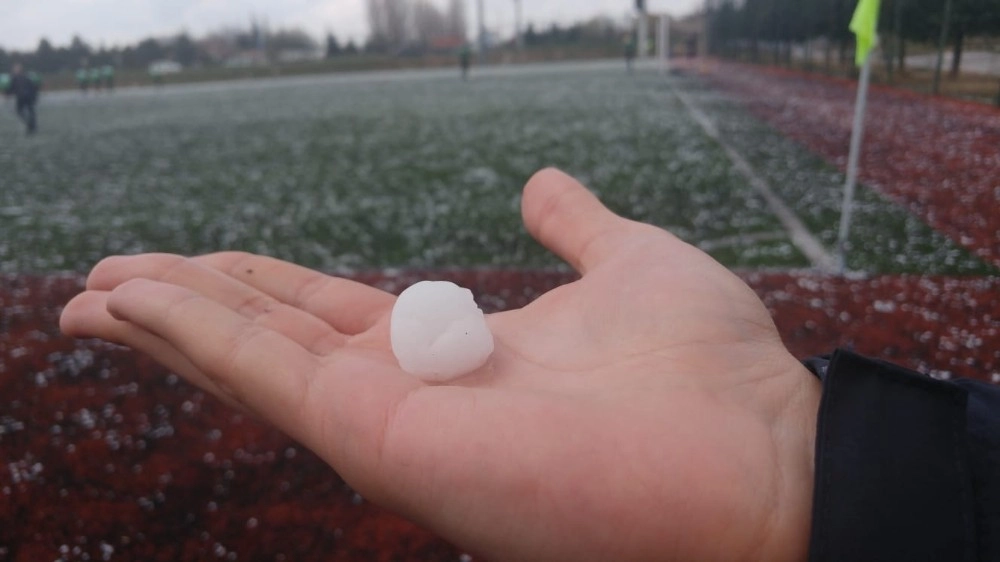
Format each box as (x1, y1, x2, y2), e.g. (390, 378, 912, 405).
(2, 1, 997, 99)
(1, 1, 998, 560)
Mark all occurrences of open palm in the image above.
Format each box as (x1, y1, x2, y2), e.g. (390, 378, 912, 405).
(61, 169, 820, 562)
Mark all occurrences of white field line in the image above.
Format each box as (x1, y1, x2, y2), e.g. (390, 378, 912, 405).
(670, 85, 837, 273)
(696, 231, 790, 252)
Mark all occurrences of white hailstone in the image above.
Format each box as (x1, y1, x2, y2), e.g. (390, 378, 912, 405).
(390, 281, 495, 382)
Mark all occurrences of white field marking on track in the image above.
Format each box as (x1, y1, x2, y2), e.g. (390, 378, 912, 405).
(696, 231, 791, 252)
(670, 84, 838, 273)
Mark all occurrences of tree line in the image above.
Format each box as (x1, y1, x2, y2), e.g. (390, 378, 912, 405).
(365, 0, 623, 54)
(706, 0, 1000, 76)
(0, 22, 359, 75)
(1, 7, 630, 76)
(366, 0, 468, 54)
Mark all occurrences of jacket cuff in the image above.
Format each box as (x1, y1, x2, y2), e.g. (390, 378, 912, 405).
(808, 349, 977, 562)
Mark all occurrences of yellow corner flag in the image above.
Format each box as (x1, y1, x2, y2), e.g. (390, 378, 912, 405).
(849, 0, 881, 66)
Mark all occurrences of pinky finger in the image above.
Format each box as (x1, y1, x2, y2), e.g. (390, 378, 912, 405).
(104, 278, 321, 440)
(61, 290, 251, 413)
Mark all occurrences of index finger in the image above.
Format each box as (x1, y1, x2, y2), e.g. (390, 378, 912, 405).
(194, 252, 394, 335)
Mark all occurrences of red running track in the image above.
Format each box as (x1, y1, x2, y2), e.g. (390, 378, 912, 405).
(692, 60, 1000, 269)
(1, 271, 997, 560)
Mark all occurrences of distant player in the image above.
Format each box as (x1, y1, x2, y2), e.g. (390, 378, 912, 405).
(459, 44, 471, 81)
(89, 66, 103, 92)
(4, 64, 40, 134)
(102, 65, 115, 91)
(624, 35, 637, 74)
(76, 67, 89, 93)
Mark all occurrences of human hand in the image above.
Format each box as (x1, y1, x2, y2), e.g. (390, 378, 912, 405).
(61, 168, 821, 562)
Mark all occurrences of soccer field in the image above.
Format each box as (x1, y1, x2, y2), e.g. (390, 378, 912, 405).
(0, 60, 990, 275)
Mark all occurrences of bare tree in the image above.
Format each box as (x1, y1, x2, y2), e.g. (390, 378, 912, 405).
(369, 0, 467, 51)
(447, 0, 468, 39)
(384, 0, 411, 50)
(367, 0, 388, 49)
(413, 1, 449, 44)
(268, 28, 318, 51)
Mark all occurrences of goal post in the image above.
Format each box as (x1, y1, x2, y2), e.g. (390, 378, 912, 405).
(636, 8, 672, 70)
(657, 15, 670, 73)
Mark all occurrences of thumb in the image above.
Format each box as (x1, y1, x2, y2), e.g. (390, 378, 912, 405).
(520, 168, 636, 274)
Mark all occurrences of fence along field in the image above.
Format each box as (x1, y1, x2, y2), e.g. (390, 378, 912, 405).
(0, 61, 989, 275)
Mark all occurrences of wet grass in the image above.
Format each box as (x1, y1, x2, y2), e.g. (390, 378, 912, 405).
(0, 65, 805, 273)
(0, 63, 987, 275)
(670, 75, 996, 275)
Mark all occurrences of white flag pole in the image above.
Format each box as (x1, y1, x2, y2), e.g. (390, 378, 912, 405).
(638, 11, 648, 59)
(658, 16, 669, 74)
(836, 50, 874, 274)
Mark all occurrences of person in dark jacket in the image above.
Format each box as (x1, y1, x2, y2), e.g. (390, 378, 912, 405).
(459, 44, 471, 81)
(5, 64, 39, 134)
(624, 34, 637, 73)
(102, 64, 115, 91)
(58, 169, 998, 562)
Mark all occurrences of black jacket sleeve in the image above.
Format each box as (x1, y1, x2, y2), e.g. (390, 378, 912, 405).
(805, 350, 1000, 562)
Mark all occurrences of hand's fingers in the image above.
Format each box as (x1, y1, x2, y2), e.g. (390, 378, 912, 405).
(192, 252, 394, 335)
(104, 278, 330, 438)
(75, 280, 423, 477)
(86, 254, 348, 354)
(60, 290, 249, 412)
(520, 168, 640, 274)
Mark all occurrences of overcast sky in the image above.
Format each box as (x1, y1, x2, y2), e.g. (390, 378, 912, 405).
(0, 0, 703, 51)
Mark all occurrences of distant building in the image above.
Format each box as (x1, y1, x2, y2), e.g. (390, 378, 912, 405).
(428, 34, 466, 53)
(199, 36, 239, 63)
(223, 51, 269, 68)
(148, 60, 183, 75)
(275, 49, 325, 64)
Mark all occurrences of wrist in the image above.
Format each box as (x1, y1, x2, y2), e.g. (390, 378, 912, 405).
(762, 356, 822, 561)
